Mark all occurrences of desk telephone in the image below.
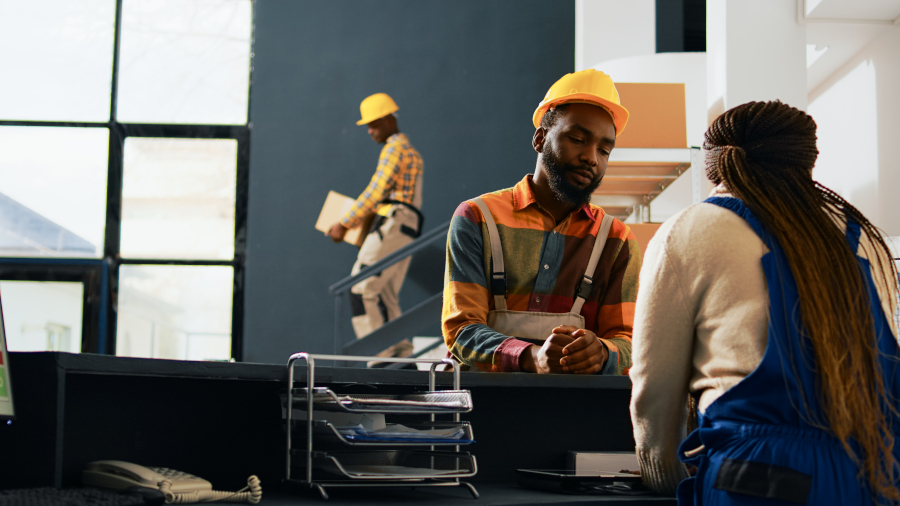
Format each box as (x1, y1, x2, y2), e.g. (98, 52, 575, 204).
(83, 460, 261, 504)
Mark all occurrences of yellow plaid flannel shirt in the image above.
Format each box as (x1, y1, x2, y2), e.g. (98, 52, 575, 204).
(340, 133, 423, 229)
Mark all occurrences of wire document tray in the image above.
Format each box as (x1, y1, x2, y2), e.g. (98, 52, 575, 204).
(291, 389, 474, 414)
(310, 420, 475, 445)
(284, 352, 479, 500)
(311, 450, 478, 480)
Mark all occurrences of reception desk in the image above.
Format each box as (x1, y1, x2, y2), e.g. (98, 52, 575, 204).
(1, 352, 673, 504)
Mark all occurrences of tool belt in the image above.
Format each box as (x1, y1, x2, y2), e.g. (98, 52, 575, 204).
(365, 199, 424, 240)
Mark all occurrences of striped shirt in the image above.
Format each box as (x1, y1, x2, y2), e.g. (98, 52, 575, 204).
(340, 133, 423, 229)
(442, 175, 640, 374)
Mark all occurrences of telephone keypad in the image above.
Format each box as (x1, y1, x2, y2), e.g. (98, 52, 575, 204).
(148, 467, 201, 482)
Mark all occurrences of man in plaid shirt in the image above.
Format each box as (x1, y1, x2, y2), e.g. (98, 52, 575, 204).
(329, 93, 424, 346)
(442, 70, 639, 374)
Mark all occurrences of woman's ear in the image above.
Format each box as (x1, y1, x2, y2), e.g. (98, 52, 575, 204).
(533, 128, 545, 154)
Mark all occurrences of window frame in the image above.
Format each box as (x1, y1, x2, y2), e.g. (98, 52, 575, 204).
(0, 0, 252, 360)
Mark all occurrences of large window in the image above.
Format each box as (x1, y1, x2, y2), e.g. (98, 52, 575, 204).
(0, 1, 117, 123)
(0, 0, 252, 361)
(117, 0, 251, 125)
(0, 126, 109, 258)
(0, 281, 84, 353)
(120, 137, 238, 260)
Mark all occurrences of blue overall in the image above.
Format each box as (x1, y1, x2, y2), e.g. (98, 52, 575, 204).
(677, 197, 900, 505)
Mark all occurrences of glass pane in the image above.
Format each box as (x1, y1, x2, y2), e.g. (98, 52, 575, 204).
(0, 0, 115, 122)
(120, 137, 237, 260)
(117, 0, 252, 125)
(0, 126, 109, 258)
(116, 265, 233, 361)
(0, 281, 83, 353)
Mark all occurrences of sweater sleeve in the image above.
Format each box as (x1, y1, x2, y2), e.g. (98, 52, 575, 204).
(629, 221, 693, 495)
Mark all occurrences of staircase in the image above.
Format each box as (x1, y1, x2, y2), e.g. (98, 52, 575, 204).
(329, 221, 450, 367)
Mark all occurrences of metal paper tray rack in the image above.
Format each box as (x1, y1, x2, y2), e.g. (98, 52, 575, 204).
(285, 352, 479, 500)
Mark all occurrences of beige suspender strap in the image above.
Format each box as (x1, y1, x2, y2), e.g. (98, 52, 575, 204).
(472, 197, 507, 311)
(570, 214, 614, 315)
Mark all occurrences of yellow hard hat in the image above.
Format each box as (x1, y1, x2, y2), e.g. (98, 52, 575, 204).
(532, 69, 629, 136)
(356, 93, 398, 125)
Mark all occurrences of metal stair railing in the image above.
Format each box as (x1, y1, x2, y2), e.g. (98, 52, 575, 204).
(329, 220, 451, 362)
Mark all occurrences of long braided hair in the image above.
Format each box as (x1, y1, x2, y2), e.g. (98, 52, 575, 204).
(704, 100, 899, 501)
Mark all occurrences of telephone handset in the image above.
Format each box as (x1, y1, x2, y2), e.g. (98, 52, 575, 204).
(83, 460, 261, 504)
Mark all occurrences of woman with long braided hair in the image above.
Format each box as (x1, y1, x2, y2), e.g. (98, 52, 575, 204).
(629, 100, 899, 504)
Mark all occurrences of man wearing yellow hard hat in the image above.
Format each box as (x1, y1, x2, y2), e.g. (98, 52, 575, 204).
(328, 93, 424, 347)
(441, 69, 640, 375)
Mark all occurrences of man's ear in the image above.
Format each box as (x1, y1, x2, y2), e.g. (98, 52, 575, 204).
(533, 128, 546, 154)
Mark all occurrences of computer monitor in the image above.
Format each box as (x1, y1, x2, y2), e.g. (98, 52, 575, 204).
(0, 289, 14, 420)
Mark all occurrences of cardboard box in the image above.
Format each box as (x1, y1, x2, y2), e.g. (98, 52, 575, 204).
(314, 190, 373, 247)
(629, 223, 663, 260)
(614, 83, 687, 149)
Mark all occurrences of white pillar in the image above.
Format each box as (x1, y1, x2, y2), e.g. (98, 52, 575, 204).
(707, 0, 807, 124)
(576, 0, 656, 71)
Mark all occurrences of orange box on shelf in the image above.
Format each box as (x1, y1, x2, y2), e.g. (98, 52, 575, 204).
(614, 83, 687, 149)
(628, 223, 663, 260)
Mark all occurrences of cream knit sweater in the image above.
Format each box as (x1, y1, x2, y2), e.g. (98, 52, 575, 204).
(629, 188, 899, 496)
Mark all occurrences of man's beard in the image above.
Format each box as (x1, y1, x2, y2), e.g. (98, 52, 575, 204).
(542, 141, 603, 206)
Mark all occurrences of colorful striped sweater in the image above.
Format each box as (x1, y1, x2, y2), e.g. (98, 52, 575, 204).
(441, 175, 640, 374)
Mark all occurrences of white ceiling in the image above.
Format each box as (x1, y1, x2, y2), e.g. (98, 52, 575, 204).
(804, 0, 900, 93)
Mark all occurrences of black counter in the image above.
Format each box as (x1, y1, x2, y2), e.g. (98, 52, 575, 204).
(269, 482, 674, 504)
(0, 352, 654, 503)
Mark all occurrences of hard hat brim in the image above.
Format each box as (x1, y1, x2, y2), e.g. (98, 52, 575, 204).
(532, 94, 629, 136)
(356, 105, 398, 126)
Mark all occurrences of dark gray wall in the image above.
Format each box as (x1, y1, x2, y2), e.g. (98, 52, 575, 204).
(244, 0, 575, 364)
(656, 0, 706, 53)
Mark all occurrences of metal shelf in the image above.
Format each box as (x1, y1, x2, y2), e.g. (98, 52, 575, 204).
(593, 147, 700, 221)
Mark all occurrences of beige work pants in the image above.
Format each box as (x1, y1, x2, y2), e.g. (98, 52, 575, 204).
(349, 205, 418, 347)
